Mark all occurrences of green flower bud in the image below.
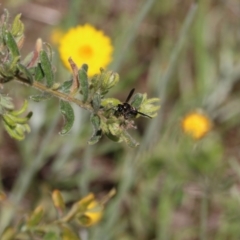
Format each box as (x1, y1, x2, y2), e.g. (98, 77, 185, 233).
(100, 71, 119, 94)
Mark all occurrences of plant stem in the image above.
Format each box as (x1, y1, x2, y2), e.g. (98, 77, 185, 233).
(15, 77, 93, 112)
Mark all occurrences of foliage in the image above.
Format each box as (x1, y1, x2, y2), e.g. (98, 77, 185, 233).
(0, 9, 160, 147)
(1, 189, 115, 239)
(1, 1, 240, 240)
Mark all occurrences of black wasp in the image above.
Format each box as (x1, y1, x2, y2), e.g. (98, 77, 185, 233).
(114, 88, 152, 119)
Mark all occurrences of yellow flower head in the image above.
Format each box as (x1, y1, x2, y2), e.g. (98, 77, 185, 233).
(181, 111, 212, 139)
(59, 24, 113, 76)
(76, 193, 103, 227)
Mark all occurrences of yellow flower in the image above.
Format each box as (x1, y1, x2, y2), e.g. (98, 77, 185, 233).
(181, 111, 212, 139)
(76, 193, 103, 227)
(59, 24, 113, 76)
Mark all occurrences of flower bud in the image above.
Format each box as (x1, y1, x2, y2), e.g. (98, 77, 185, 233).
(52, 189, 65, 215)
(101, 71, 119, 93)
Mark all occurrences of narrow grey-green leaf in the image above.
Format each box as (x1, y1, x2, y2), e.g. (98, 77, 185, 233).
(40, 50, 54, 88)
(92, 92, 101, 112)
(34, 63, 44, 82)
(8, 56, 20, 73)
(90, 114, 100, 130)
(59, 79, 73, 93)
(0, 65, 14, 79)
(17, 63, 33, 84)
(81, 64, 88, 72)
(4, 31, 20, 58)
(88, 114, 102, 145)
(30, 93, 52, 102)
(88, 129, 102, 145)
(78, 65, 88, 102)
(121, 130, 139, 148)
(44, 42, 54, 62)
(59, 100, 74, 135)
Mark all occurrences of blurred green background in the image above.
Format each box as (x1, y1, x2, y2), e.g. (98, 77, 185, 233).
(1, 0, 240, 239)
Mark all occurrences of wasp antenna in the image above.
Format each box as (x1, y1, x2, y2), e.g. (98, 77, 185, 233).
(125, 88, 135, 103)
(137, 111, 152, 118)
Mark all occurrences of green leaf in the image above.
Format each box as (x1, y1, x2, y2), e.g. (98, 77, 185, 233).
(78, 64, 89, 102)
(44, 42, 54, 62)
(11, 13, 24, 37)
(4, 31, 20, 58)
(81, 63, 88, 72)
(40, 50, 54, 88)
(59, 79, 73, 93)
(0, 62, 16, 82)
(90, 114, 100, 130)
(34, 63, 44, 82)
(59, 100, 75, 135)
(92, 92, 101, 112)
(7, 56, 20, 73)
(88, 129, 102, 145)
(88, 114, 102, 145)
(17, 63, 33, 84)
(30, 93, 52, 102)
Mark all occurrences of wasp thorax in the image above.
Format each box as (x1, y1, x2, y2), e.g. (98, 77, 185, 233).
(114, 89, 152, 120)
